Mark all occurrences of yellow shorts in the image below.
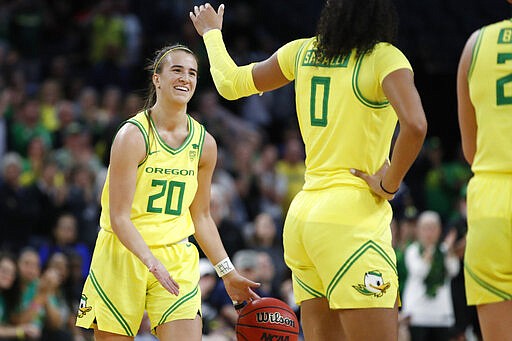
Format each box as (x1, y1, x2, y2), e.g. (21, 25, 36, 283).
(76, 229, 201, 336)
(283, 187, 398, 309)
(465, 174, 512, 305)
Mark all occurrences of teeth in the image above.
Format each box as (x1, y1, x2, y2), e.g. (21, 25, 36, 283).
(175, 86, 188, 91)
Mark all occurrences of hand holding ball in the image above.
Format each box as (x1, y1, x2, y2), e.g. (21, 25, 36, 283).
(236, 297, 299, 341)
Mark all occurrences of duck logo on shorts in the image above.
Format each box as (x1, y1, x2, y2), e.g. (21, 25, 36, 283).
(353, 270, 390, 297)
(77, 294, 92, 318)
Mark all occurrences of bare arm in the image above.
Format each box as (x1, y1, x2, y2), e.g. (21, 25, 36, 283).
(382, 69, 428, 191)
(109, 124, 179, 295)
(350, 69, 427, 199)
(252, 53, 290, 92)
(191, 132, 260, 303)
(457, 31, 479, 165)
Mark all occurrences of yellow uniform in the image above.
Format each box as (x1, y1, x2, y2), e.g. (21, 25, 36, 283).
(464, 19, 512, 305)
(278, 38, 411, 308)
(76, 111, 206, 335)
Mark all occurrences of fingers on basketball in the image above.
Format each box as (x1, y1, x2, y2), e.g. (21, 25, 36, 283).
(235, 297, 299, 341)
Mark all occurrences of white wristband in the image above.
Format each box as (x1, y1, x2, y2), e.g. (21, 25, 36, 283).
(214, 257, 234, 277)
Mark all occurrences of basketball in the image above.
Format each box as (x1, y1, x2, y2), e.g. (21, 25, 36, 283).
(236, 297, 299, 341)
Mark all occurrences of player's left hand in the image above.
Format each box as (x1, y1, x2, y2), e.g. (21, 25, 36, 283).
(221, 270, 260, 305)
(350, 161, 398, 200)
(189, 3, 224, 36)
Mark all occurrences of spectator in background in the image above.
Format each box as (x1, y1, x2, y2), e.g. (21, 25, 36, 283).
(38, 213, 92, 281)
(19, 136, 49, 187)
(208, 183, 246, 258)
(41, 252, 75, 341)
(0, 152, 32, 253)
(8, 98, 52, 158)
(394, 206, 419, 298)
(12, 247, 67, 339)
(401, 211, 459, 341)
(87, 0, 127, 91)
(38, 79, 62, 134)
(121, 92, 143, 121)
(423, 138, 471, 224)
(51, 122, 104, 176)
(0, 252, 41, 340)
(275, 136, 305, 216)
(456, 4, 512, 339)
(95, 85, 123, 165)
(247, 212, 287, 291)
(23, 157, 67, 246)
(197, 258, 230, 340)
(64, 164, 101, 249)
(253, 143, 287, 223)
(212, 147, 248, 226)
(195, 88, 255, 153)
(75, 87, 103, 150)
(257, 251, 280, 298)
(52, 100, 78, 150)
(230, 137, 263, 221)
(447, 186, 480, 340)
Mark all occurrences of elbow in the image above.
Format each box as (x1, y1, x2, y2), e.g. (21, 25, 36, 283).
(109, 214, 128, 234)
(462, 148, 474, 165)
(218, 87, 239, 101)
(215, 80, 242, 100)
(414, 115, 428, 140)
(403, 115, 428, 142)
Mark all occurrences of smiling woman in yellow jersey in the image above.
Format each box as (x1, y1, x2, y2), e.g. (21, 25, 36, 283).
(191, 1, 427, 340)
(99, 112, 205, 245)
(457, 2, 512, 339)
(75, 44, 260, 341)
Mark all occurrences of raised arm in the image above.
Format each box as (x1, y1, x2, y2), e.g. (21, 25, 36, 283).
(189, 3, 290, 99)
(456, 30, 479, 165)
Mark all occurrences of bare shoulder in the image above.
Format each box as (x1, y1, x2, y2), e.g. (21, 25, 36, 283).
(461, 29, 481, 58)
(110, 122, 147, 163)
(197, 131, 217, 169)
(458, 29, 481, 74)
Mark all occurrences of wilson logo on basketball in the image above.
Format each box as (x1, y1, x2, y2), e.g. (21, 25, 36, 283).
(256, 312, 296, 328)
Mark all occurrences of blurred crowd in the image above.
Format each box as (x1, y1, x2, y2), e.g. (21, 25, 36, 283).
(0, 0, 508, 340)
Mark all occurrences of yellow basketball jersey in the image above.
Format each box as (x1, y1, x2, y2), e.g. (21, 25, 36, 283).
(468, 19, 512, 174)
(99, 111, 206, 246)
(277, 38, 412, 191)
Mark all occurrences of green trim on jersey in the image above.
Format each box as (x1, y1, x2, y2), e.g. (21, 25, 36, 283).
(468, 28, 485, 82)
(352, 55, 389, 109)
(464, 263, 512, 300)
(294, 275, 324, 298)
(196, 124, 206, 159)
(90, 270, 134, 336)
(125, 115, 150, 166)
(157, 285, 199, 325)
(149, 114, 195, 155)
(326, 240, 397, 300)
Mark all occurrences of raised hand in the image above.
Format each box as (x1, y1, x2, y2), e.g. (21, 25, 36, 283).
(189, 3, 225, 36)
